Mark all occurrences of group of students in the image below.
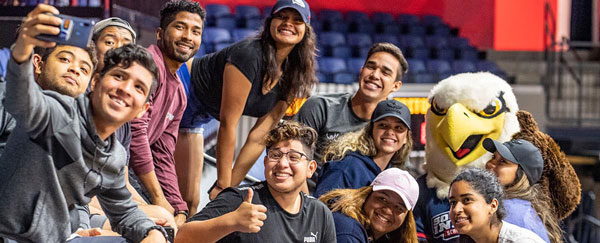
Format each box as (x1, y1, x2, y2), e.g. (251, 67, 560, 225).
(0, 0, 563, 242)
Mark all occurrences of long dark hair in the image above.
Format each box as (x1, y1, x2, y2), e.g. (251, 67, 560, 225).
(258, 16, 317, 104)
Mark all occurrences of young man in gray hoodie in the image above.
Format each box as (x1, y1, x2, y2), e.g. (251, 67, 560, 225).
(0, 4, 167, 243)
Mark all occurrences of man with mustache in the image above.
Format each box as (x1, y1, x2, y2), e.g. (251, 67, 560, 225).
(127, 0, 204, 227)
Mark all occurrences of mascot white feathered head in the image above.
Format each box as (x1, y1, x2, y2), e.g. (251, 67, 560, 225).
(424, 72, 520, 199)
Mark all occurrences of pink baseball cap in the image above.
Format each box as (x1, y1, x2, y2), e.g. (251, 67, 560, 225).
(370, 168, 419, 211)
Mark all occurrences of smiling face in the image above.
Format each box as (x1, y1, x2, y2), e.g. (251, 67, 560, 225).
(269, 8, 306, 49)
(95, 26, 134, 71)
(90, 61, 152, 127)
(35, 45, 93, 97)
(363, 190, 408, 239)
(448, 180, 498, 236)
(485, 152, 519, 186)
(264, 139, 316, 195)
(356, 52, 402, 102)
(157, 11, 203, 63)
(372, 116, 408, 157)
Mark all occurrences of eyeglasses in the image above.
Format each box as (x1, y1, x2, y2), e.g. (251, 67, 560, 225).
(266, 149, 308, 164)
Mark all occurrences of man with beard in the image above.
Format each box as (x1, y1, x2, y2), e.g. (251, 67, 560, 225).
(128, 0, 204, 227)
(175, 121, 336, 243)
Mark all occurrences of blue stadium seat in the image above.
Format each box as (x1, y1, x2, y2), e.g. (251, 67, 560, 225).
(319, 57, 347, 74)
(355, 46, 371, 57)
(372, 12, 395, 24)
(244, 18, 263, 30)
(347, 33, 372, 48)
(476, 60, 507, 78)
(406, 58, 434, 83)
(421, 14, 444, 26)
(456, 47, 479, 60)
(429, 25, 451, 36)
(425, 36, 449, 49)
(319, 32, 346, 47)
(214, 43, 231, 52)
(380, 25, 401, 35)
(202, 27, 232, 44)
(262, 7, 273, 19)
(316, 72, 329, 83)
(345, 11, 370, 24)
(232, 28, 257, 42)
(404, 24, 426, 36)
(435, 49, 455, 60)
(400, 35, 425, 48)
(397, 14, 420, 25)
(331, 46, 352, 58)
(410, 47, 431, 60)
(333, 72, 355, 84)
(235, 5, 261, 19)
(427, 60, 453, 80)
(215, 17, 236, 30)
(449, 37, 471, 48)
(346, 58, 364, 74)
(373, 34, 400, 46)
(206, 4, 231, 26)
(350, 23, 375, 34)
(320, 9, 343, 21)
(452, 60, 477, 73)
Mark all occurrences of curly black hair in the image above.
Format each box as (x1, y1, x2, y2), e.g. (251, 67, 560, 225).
(450, 168, 506, 222)
(159, 0, 206, 29)
(100, 44, 158, 100)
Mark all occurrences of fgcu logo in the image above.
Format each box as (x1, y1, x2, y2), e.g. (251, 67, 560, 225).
(431, 212, 459, 240)
(303, 232, 318, 242)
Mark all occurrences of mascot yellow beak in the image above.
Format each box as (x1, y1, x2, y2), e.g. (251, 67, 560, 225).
(431, 103, 505, 166)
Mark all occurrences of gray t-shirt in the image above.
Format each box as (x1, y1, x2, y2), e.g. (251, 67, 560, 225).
(293, 93, 369, 162)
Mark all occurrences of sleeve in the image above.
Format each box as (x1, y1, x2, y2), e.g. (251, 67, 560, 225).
(74, 204, 91, 230)
(413, 186, 427, 241)
(150, 91, 188, 212)
(188, 188, 245, 222)
(150, 108, 188, 212)
(293, 96, 326, 133)
(4, 55, 72, 139)
(314, 164, 351, 198)
(128, 103, 155, 176)
(97, 185, 156, 242)
(226, 43, 260, 84)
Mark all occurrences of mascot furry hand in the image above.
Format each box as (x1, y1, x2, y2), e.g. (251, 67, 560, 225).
(414, 72, 520, 242)
(513, 110, 580, 220)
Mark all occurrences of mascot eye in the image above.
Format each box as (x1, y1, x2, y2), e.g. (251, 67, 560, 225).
(430, 97, 447, 115)
(478, 98, 503, 118)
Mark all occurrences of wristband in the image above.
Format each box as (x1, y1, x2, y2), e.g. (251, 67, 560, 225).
(145, 225, 170, 243)
(175, 210, 189, 219)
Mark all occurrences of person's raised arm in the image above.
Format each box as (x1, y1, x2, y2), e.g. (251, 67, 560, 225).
(230, 100, 287, 186)
(176, 188, 267, 243)
(209, 63, 251, 200)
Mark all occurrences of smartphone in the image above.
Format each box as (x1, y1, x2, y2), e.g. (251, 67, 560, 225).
(37, 14, 95, 49)
(163, 226, 175, 242)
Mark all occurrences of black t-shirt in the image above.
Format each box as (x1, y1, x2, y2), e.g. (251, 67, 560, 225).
(293, 93, 369, 162)
(190, 39, 285, 119)
(189, 181, 337, 243)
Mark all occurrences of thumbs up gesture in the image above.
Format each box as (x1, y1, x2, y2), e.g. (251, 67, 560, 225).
(232, 188, 268, 233)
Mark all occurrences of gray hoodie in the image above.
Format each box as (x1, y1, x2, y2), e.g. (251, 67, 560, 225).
(0, 56, 155, 243)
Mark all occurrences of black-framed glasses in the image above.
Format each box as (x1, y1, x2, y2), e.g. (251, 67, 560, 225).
(266, 149, 308, 164)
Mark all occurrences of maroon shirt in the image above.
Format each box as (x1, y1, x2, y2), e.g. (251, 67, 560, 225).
(129, 45, 188, 212)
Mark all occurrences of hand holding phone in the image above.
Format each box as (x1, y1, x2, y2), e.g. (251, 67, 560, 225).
(37, 14, 95, 49)
(12, 4, 62, 63)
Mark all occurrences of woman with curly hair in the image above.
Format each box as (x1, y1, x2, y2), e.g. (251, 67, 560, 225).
(320, 168, 420, 243)
(314, 99, 413, 197)
(449, 168, 545, 243)
(174, 0, 318, 204)
(483, 138, 561, 243)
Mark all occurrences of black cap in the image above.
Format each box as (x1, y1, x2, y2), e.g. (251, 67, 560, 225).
(371, 100, 411, 129)
(483, 138, 543, 185)
(271, 0, 311, 24)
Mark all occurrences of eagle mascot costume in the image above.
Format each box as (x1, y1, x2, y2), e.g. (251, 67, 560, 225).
(413, 72, 581, 243)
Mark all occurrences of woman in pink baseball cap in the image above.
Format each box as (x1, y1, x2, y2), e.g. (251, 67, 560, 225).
(319, 168, 420, 243)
